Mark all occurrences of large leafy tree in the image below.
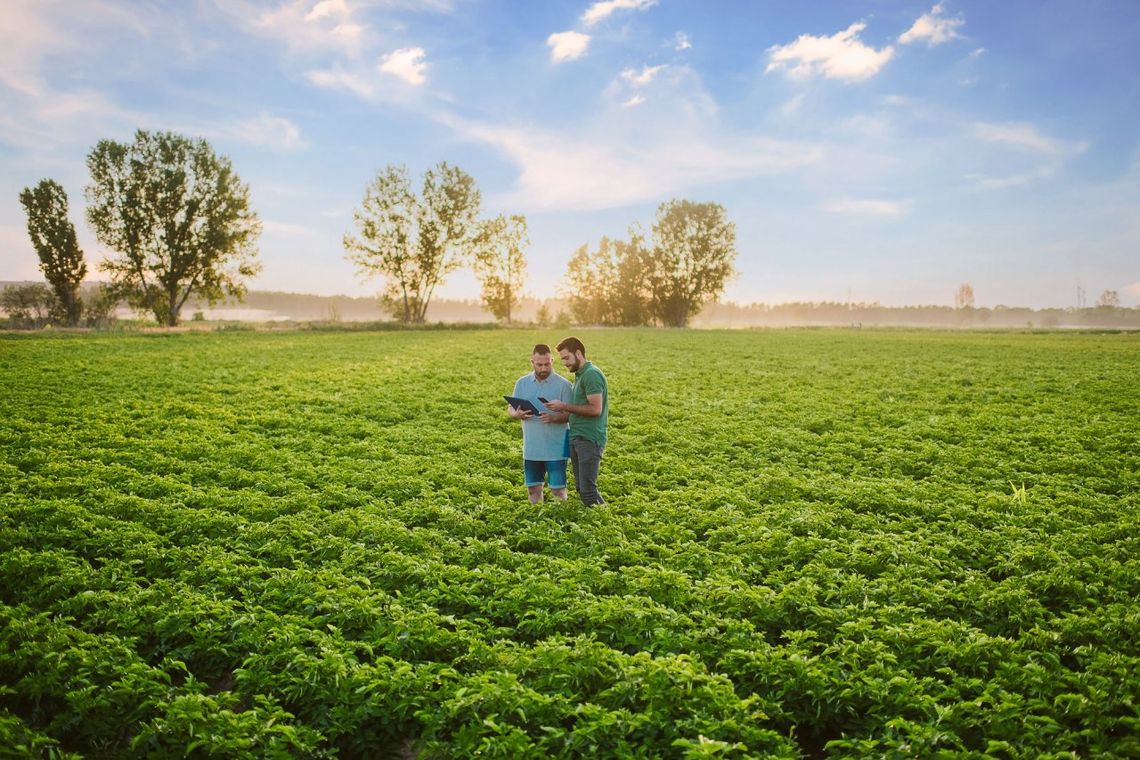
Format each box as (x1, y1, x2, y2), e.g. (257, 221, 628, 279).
(344, 162, 481, 323)
(646, 199, 737, 327)
(612, 229, 653, 326)
(562, 234, 653, 326)
(1, 283, 55, 328)
(473, 214, 528, 324)
(85, 130, 262, 326)
(18, 179, 87, 326)
(563, 236, 620, 326)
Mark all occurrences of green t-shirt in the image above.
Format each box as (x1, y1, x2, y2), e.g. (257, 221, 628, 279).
(569, 361, 608, 445)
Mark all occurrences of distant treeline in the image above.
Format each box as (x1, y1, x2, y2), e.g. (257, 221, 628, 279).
(691, 301, 1140, 329)
(3, 282, 1138, 329)
(179, 290, 1140, 329)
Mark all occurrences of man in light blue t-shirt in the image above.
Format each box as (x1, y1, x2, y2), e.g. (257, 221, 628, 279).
(507, 344, 573, 503)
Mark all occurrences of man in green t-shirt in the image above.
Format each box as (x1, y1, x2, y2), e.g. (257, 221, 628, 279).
(544, 336, 608, 506)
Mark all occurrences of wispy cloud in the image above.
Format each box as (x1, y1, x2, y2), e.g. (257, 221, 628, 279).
(899, 3, 965, 46)
(970, 167, 1057, 190)
(674, 32, 692, 51)
(621, 64, 666, 86)
(581, 0, 657, 27)
(214, 114, 307, 150)
(438, 113, 822, 211)
(968, 121, 1089, 189)
(623, 94, 646, 108)
(218, 0, 368, 56)
(306, 65, 378, 98)
(379, 46, 428, 85)
(778, 93, 806, 117)
(547, 31, 590, 63)
(0, 0, 67, 96)
(766, 22, 894, 82)
(0, 0, 151, 78)
(825, 198, 909, 216)
(971, 122, 1071, 156)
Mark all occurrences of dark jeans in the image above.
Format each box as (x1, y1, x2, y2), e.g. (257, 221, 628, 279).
(569, 437, 605, 505)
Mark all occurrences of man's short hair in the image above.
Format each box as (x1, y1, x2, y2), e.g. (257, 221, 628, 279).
(556, 336, 586, 356)
(532, 343, 551, 356)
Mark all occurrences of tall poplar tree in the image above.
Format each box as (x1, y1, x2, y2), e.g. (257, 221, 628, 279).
(18, 179, 86, 326)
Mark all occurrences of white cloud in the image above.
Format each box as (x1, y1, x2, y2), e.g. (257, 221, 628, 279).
(1124, 282, 1140, 298)
(547, 31, 590, 63)
(306, 65, 377, 98)
(623, 94, 646, 107)
(581, 0, 657, 27)
(0, 0, 149, 96)
(766, 22, 894, 82)
(967, 122, 1088, 190)
(970, 167, 1057, 190)
(969, 47, 986, 58)
(379, 46, 427, 86)
(899, 3, 965, 46)
(675, 32, 692, 51)
(305, 0, 346, 22)
(825, 198, 908, 216)
(0, 0, 64, 96)
(971, 122, 1069, 156)
(438, 113, 822, 211)
(778, 93, 805, 117)
(222, 114, 307, 150)
(621, 64, 666, 86)
(218, 0, 367, 56)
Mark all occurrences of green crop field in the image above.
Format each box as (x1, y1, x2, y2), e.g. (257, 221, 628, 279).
(1, 328, 1138, 758)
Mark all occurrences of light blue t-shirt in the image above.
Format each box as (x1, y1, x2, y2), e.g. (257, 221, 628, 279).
(512, 371, 573, 461)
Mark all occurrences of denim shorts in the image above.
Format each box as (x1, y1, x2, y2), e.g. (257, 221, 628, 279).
(523, 459, 568, 489)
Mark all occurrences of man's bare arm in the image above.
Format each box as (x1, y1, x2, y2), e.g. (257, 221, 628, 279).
(545, 393, 603, 417)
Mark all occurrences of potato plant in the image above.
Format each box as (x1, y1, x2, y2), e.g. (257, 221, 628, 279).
(1, 328, 1138, 758)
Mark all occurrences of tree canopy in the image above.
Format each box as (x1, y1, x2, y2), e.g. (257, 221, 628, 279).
(562, 235, 651, 326)
(18, 179, 86, 325)
(85, 130, 261, 326)
(646, 199, 737, 327)
(561, 199, 736, 327)
(472, 214, 529, 324)
(344, 162, 481, 323)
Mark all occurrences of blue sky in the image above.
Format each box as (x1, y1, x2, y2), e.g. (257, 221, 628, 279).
(2, 0, 1138, 308)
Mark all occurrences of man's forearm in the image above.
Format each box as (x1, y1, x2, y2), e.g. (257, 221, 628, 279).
(561, 402, 600, 417)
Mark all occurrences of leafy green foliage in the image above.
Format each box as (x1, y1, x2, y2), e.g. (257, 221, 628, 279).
(1, 284, 57, 329)
(1, 329, 1138, 757)
(646, 200, 736, 327)
(345, 162, 481, 324)
(84, 130, 262, 326)
(562, 235, 651, 327)
(472, 214, 528, 324)
(18, 179, 87, 326)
